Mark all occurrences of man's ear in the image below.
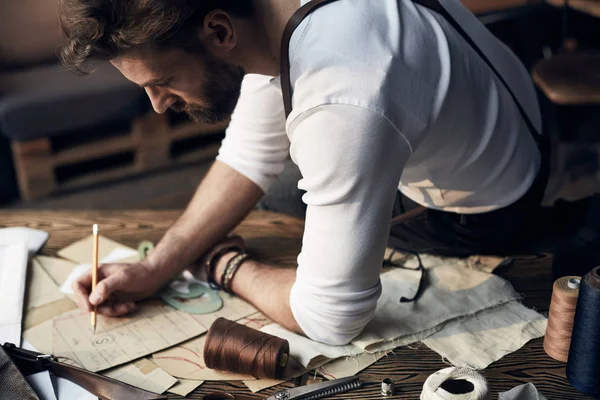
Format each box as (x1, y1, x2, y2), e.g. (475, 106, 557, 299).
(200, 10, 237, 54)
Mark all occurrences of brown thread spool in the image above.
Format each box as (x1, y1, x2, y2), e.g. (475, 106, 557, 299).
(544, 276, 581, 362)
(203, 317, 290, 379)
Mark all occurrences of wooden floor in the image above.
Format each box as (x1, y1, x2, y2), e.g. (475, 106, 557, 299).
(5, 139, 599, 211)
(8, 161, 211, 210)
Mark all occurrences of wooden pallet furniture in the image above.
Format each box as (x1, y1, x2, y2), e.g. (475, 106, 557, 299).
(533, 52, 600, 105)
(11, 111, 229, 200)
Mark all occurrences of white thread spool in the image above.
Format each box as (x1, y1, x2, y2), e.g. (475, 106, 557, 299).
(421, 367, 490, 400)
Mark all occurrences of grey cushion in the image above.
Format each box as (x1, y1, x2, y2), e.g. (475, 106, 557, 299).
(0, 61, 146, 141)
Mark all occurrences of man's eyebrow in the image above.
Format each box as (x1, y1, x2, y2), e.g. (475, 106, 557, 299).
(138, 76, 171, 88)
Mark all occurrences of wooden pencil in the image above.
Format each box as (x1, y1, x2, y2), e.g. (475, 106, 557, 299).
(91, 224, 99, 332)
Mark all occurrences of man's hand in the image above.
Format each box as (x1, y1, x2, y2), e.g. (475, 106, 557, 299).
(72, 261, 166, 317)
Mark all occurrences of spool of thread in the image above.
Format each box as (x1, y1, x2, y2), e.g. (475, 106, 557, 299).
(567, 266, 600, 397)
(421, 367, 490, 400)
(203, 317, 289, 379)
(543, 276, 581, 362)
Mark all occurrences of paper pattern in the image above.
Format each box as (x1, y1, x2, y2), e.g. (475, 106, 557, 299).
(0, 241, 29, 346)
(59, 248, 141, 295)
(58, 235, 138, 265)
(167, 379, 204, 397)
(53, 294, 256, 372)
(103, 358, 177, 394)
(243, 357, 306, 393)
(27, 258, 67, 309)
(153, 311, 267, 381)
(24, 257, 77, 331)
(23, 319, 54, 354)
(52, 301, 207, 372)
(35, 256, 78, 288)
(422, 301, 547, 369)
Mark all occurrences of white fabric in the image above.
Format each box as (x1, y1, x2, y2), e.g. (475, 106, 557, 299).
(421, 367, 490, 400)
(0, 227, 48, 254)
(422, 301, 547, 369)
(217, 0, 541, 344)
(0, 241, 28, 346)
(262, 255, 520, 368)
(498, 383, 548, 400)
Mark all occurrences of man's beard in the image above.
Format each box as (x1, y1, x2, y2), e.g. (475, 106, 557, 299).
(171, 56, 245, 124)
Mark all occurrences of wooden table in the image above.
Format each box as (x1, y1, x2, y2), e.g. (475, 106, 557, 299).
(1, 210, 594, 399)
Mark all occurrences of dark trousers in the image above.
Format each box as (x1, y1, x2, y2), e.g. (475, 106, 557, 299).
(389, 134, 551, 257)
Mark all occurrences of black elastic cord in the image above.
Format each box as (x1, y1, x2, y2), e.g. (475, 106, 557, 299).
(384, 249, 426, 303)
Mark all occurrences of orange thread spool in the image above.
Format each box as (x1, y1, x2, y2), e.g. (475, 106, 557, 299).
(544, 276, 581, 362)
(203, 317, 289, 379)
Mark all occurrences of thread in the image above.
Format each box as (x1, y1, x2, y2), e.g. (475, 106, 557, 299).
(203, 317, 289, 379)
(567, 266, 600, 397)
(543, 276, 581, 362)
(421, 367, 490, 400)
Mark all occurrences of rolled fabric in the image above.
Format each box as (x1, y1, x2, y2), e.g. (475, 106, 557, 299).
(421, 367, 490, 400)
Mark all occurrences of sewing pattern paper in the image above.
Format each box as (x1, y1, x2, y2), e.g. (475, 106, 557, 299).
(153, 312, 270, 381)
(167, 379, 204, 397)
(57, 235, 138, 265)
(52, 301, 209, 372)
(27, 258, 67, 309)
(52, 294, 257, 372)
(103, 358, 177, 394)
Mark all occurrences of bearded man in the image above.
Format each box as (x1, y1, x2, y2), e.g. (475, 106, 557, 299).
(63, 0, 547, 345)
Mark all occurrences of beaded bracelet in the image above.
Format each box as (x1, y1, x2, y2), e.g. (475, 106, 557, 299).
(221, 252, 250, 294)
(205, 245, 245, 290)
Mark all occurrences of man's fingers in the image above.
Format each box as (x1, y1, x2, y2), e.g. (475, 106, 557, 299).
(72, 271, 94, 311)
(72, 280, 93, 311)
(89, 272, 126, 306)
(97, 302, 136, 317)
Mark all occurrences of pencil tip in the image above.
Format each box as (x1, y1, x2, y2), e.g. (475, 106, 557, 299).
(93, 224, 98, 234)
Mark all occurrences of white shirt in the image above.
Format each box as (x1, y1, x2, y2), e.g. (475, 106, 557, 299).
(217, 0, 542, 345)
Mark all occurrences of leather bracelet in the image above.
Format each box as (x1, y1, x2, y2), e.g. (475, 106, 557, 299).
(221, 252, 249, 294)
(206, 246, 245, 290)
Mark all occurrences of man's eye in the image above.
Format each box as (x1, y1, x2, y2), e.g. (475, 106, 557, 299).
(157, 81, 170, 87)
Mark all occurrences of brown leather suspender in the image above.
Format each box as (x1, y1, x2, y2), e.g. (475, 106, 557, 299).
(280, 0, 340, 119)
(279, 0, 541, 141)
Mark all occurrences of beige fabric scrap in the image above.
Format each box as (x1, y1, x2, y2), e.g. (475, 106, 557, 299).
(422, 301, 547, 369)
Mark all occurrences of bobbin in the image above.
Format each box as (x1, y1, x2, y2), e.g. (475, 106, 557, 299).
(382, 378, 395, 396)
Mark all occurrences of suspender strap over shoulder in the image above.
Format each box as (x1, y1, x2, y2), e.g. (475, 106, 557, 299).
(280, 0, 340, 119)
(280, 0, 541, 141)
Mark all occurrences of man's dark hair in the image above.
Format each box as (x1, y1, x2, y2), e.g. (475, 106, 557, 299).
(58, 0, 254, 74)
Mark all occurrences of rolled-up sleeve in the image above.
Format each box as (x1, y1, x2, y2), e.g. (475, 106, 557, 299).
(216, 74, 289, 193)
(288, 104, 412, 345)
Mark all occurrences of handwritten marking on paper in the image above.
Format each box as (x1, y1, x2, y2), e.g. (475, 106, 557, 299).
(53, 297, 258, 373)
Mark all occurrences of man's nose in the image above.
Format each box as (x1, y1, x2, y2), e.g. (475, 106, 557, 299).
(145, 87, 176, 114)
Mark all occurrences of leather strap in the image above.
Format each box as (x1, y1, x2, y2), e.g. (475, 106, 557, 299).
(280, 0, 541, 142)
(3, 344, 165, 400)
(281, 0, 340, 118)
